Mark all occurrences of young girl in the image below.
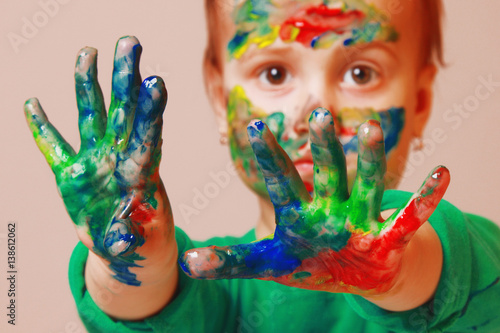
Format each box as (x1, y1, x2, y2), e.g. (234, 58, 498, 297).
(23, 0, 500, 332)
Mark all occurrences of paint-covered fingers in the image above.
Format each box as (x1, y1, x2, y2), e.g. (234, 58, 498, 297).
(309, 108, 348, 202)
(247, 120, 311, 215)
(179, 238, 298, 279)
(75, 47, 106, 149)
(350, 120, 386, 221)
(24, 98, 76, 171)
(106, 36, 143, 148)
(118, 76, 167, 185)
(382, 166, 450, 245)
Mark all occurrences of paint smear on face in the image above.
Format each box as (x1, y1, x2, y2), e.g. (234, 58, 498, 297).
(228, 0, 398, 59)
(337, 107, 405, 155)
(227, 85, 405, 195)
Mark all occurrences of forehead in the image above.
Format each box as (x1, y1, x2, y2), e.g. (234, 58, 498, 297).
(216, 0, 421, 60)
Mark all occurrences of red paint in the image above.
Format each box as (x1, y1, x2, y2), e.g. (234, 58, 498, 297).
(279, 5, 365, 46)
(339, 126, 358, 136)
(130, 202, 155, 224)
(304, 181, 314, 193)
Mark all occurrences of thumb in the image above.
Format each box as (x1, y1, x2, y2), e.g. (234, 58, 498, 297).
(179, 238, 300, 280)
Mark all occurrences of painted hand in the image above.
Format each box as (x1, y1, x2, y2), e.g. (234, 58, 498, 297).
(24, 37, 172, 286)
(180, 108, 450, 296)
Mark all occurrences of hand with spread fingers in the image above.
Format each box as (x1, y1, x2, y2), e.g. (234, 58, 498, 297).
(25, 36, 177, 319)
(180, 107, 450, 300)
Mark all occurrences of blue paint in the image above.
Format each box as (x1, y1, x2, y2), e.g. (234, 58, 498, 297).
(242, 238, 301, 277)
(228, 32, 250, 53)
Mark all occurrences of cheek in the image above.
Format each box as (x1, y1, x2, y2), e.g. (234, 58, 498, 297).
(337, 107, 405, 156)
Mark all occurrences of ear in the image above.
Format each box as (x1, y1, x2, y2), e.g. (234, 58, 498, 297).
(413, 64, 438, 137)
(203, 56, 227, 136)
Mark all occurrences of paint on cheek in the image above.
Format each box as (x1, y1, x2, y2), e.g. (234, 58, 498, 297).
(337, 107, 405, 155)
(228, 0, 398, 59)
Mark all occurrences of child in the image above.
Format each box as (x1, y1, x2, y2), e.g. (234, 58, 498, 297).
(24, 0, 500, 332)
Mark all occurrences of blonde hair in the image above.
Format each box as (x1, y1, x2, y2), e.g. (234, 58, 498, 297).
(204, 0, 444, 71)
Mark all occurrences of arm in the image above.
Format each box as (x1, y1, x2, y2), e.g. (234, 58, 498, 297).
(25, 36, 177, 320)
(179, 108, 450, 309)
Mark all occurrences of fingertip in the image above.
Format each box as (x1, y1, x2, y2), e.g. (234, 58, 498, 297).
(309, 107, 335, 142)
(119, 35, 140, 45)
(429, 165, 451, 191)
(143, 76, 165, 92)
(358, 120, 384, 145)
(24, 97, 39, 109)
(116, 36, 142, 58)
(178, 248, 224, 280)
(77, 46, 97, 59)
(309, 107, 333, 124)
(139, 76, 168, 111)
(24, 98, 44, 118)
(247, 119, 266, 138)
(75, 47, 98, 77)
(432, 165, 450, 180)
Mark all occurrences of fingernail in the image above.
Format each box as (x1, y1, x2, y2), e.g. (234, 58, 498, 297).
(247, 119, 265, 138)
(104, 220, 136, 256)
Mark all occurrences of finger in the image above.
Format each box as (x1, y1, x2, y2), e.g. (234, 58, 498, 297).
(105, 36, 142, 149)
(247, 120, 311, 218)
(24, 98, 75, 170)
(75, 47, 106, 149)
(309, 107, 348, 202)
(179, 237, 300, 279)
(349, 120, 386, 224)
(382, 166, 450, 245)
(103, 194, 147, 257)
(119, 76, 167, 185)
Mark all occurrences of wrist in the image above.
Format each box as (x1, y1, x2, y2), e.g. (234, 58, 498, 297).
(85, 236, 179, 320)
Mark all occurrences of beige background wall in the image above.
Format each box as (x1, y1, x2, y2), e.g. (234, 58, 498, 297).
(1, 1, 499, 331)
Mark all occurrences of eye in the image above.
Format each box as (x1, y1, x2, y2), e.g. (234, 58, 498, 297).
(259, 65, 290, 86)
(342, 65, 377, 86)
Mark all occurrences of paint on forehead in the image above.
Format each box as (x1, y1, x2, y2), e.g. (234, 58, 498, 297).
(228, 0, 398, 59)
(336, 107, 405, 155)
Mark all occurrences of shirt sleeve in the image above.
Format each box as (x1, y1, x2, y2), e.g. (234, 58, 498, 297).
(343, 190, 500, 333)
(68, 227, 234, 333)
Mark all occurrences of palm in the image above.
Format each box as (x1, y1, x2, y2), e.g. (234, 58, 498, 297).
(180, 108, 449, 296)
(25, 37, 169, 286)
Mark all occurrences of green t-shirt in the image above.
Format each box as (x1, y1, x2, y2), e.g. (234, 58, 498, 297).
(68, 190, 500, 332)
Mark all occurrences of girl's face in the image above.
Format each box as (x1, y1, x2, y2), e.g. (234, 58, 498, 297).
(207, 0, 436, 198)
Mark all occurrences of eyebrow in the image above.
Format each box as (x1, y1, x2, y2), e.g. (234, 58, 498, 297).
(237, 44, 301, 63)
(336, 41, 400, 63)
